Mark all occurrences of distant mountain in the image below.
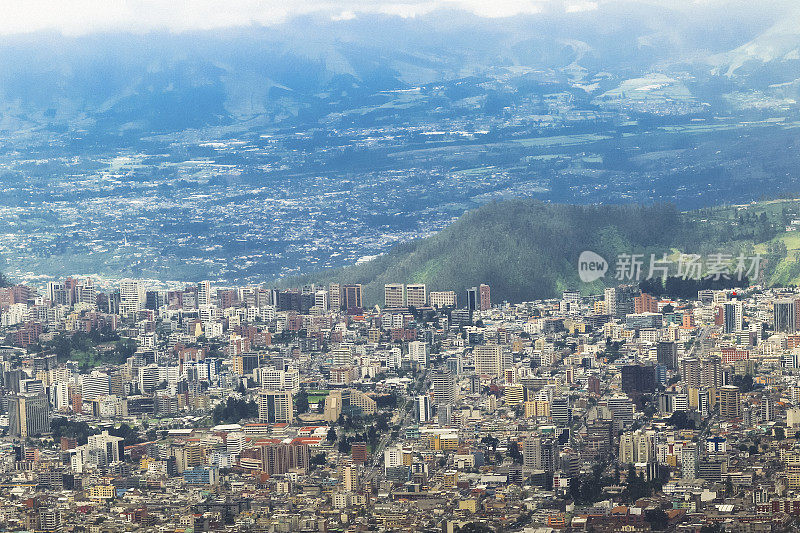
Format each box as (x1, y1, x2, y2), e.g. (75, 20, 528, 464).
(711, 5, 800, 97)
(0, 4, 793, 133)
(287, 198, 798, 305)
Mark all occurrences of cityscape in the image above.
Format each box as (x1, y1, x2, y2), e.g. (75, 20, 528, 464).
(4, 0, 800, 532)
(0, 276, 798, 531)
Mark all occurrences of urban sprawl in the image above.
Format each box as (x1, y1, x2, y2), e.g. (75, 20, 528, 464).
(3, 278, 800, 532)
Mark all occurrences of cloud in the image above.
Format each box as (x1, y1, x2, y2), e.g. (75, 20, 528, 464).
(0, 0, 790, 36)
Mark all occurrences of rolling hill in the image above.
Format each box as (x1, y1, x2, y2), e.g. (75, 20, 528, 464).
(287, 198, 800, 305)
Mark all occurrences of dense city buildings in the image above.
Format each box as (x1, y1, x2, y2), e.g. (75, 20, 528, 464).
(2, 276, 800, 530)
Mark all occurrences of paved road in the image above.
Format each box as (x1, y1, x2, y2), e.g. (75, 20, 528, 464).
(364, 370, 429, 483)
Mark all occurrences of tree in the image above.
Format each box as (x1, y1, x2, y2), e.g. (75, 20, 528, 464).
(667, 411, 695, 430)
(774, 426, 785, 440)
(212, 397, 258, 424)
(326, 427, 337, 443)
(338, 438, 351, 454)
(310, 453, 327, 469)
(622, 464, 651, 503)
(295, 389, 309, 414)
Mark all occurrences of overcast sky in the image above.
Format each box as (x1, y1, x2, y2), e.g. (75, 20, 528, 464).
(0, 0, 790, 36)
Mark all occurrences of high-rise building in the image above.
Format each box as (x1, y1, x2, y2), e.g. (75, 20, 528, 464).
(342, 285, 362, 311)
(409, 341, 428, 368)
(719, 385, 741, 420)
(76, 278, 96, 307)
(606, 285, 637, 318)
(82, 371, 110, 401)
(327, 283, 341, 311)
(724, 301, 743, 333)
(551, 397, 572, 426)
(258, 391, 294, 424)
(701, 357, 722, 389)
(523, 436, 558, 472)
(466, 287, 479, 312)
(634, 293, 658, 314)
(416, 395, 432, 423)
(48, 281, 68, 307)
(119, 279, 146, 316)
(681, 444, 698, 480)
(314, 290, 328, 311)
(351, 442, 368, 465)
(406, 284, 427, 308)
(8, 393, 50, 438)
(774, 299, 796, 333)
(604, 287, 617, 317)
(432, 370, 456, 405)
(384, 284, 405, 308)
(197, 281, 212, 307)
(473, 344, 503, 377)
(479, 284, 491, 311)
(656, 341, 678, 370)
(681, 358, 701, 388)
(621, 365, 657, 394)
(607, 395, 634, 430)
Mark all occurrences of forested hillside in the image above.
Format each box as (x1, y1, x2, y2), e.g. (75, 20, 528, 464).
(288, 198, 800, 304)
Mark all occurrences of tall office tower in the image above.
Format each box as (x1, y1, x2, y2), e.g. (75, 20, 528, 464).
(701, 357, 722, 388)
(473, 344, 503, 377)
(314, 290, 328, 310)
(328, 283, 341, 311)
(48, 282, 68, 306)
(8, 393, 50, 438)
(604, 287, 617, 317)
(479, 284, 491, 311)
(197, 280, 212, 308)
(416, 395, 432, 423)
(523, 437, 558, 472)
(466, 287, 479, 312)
(430, 291, 457, 308)
(681, 444, 698, 480)
(656, 341, 678, 370)
(406, 284, 427, 308)
(607, 395, 635, 430)
(81, 371, 110, 401)
(724, 301, 743, 333)
(342, 285, 362, 311)
(551, 397, 572, 425)
(719, 385, 741, 419)
(119, 279, 146, 316)
(614, 285, 637, 318)
(774, 299, 797, 333)
(761, 395, 776, 422)
(384, 284, 405, 308)
(523, 436, 541, 470)
(409, 341, 429, 368)
(258, 390, 294, 424)
(681, 358, 701, 388)
(432, 370, 456, 405)
(76, 278, 96, 307)
(87, 431, 124, 465)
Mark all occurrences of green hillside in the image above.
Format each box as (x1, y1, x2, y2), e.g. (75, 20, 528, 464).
(288, 198, 800, 305)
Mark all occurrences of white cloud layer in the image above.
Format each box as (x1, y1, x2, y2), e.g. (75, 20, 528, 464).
(0, 0, 786, 36)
